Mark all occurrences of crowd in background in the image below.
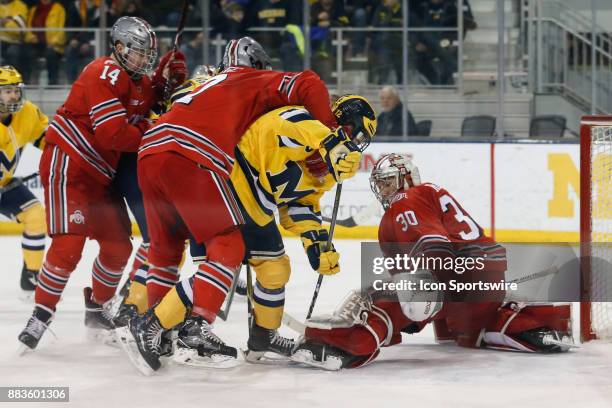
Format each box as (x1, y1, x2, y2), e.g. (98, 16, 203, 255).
(0, 0, 477, 135)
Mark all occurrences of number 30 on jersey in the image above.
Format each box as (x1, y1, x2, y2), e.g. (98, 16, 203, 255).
(396, 210, 418, 231)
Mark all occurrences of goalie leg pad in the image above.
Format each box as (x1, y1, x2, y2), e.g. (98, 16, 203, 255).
(482, 303, 573, 352)
(251, 255, 291, 330)
(305, 304, 394, 358)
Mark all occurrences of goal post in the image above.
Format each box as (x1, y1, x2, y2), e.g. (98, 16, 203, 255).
(580, 116, 612, 342)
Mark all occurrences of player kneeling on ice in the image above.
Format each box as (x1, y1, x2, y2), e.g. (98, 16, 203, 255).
(118, 94, 375, 373)
(291, 154, 575, 371)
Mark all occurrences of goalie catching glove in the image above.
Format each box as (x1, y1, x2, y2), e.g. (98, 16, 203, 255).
(320, 129, 362, 182)
(301, 229, 340, 275)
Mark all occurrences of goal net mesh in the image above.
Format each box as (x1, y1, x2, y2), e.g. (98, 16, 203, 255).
(588, 125, 612, 339)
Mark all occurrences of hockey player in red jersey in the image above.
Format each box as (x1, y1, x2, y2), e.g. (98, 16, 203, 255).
(290, 154, 575, 370)
(128, 36, 362, 368)
(18, 16, 187, 350)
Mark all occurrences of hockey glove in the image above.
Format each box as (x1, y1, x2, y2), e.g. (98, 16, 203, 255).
(152, 51, 188, 100)
(301, 229, 340, 275)
(320, 129, 362, 182)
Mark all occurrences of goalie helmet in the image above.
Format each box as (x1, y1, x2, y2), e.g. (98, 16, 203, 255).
(332, 94, 377, 152)
(219, 36, 272, 71)
(370, 153, 421, 209)
(110, 16, 158, 77)
(0, 65, 25, 114)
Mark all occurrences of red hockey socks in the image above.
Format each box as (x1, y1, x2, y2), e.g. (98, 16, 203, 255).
(146, 265, 179, 307)
(192, 261, 236, 323)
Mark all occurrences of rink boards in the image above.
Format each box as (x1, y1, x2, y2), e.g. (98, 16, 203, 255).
(1, 140, 586, 242)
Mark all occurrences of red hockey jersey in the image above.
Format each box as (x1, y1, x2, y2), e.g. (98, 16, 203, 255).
(378, 183, 506, 270)
(138, 66, 337, 179)
(45, 57, 156, 185)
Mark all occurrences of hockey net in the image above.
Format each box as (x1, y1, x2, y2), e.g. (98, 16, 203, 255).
(580, 116, 612, 341)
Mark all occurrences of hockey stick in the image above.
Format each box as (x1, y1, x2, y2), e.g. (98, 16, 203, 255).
(216, 264, 241, 321)
(508, 265, 559, 285)
(281, 312, 306, 335)
(305, 182, 343, 320)
(246, 262, 254, 328)
(0, 172, 39, 195)
(162, 0, 190, 100)
(172, 0, 189, 53)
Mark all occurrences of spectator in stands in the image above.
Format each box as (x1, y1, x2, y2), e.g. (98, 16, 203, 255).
(25, 0, 67, 85)
(180, 31, 204, 74)
(310, 0, 349, 82)
(246, 0, 303, 71)
(410, 0, 477, 85)
(62, 0, 91, 82)
(343, 0, 377, 57)
(142, 0, 186, 27)
(377, 85, 417, 136)
(211, 0, 248, 39)
(370, 0, 403, 85)
(112, 0, 143, 20)
(0, 0, 29, 74)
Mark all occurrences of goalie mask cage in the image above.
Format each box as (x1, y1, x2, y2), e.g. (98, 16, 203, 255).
(580, 116, 612, 342)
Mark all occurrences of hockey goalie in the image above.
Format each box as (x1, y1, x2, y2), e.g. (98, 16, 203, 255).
(291, 153, 575, 371)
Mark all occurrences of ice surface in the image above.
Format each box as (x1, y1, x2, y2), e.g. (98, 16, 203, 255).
(1, 237, 611, 408)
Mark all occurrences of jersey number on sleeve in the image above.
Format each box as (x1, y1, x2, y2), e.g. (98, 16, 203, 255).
(439, 194, 480, 240)
(396, 210, 418, 231)
(100, 65, 120, 85)
(176, 74, 228, 105)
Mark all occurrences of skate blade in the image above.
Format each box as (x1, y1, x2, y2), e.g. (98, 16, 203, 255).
(172, 348, 242, 369)
(290, 349, 342, 371)
(243, 349, 291, 365)
(16, 343, 34, 357)
(115, 326, 156, 376)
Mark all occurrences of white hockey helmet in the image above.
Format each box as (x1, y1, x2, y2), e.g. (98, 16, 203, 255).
(219, 36, 272, 71)
(110, 16, 158, 77)
(369, 153, 421, 208)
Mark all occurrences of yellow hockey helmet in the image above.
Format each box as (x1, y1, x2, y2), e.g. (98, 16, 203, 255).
(332, 94, 377, 152)
(0, 65, 25, 114)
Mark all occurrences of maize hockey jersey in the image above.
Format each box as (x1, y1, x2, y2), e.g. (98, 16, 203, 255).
(138, 67, 337, 179)
(45, 57, 156, 185)
(0, 101, 47, 187)
(231, 105, 336, 233)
